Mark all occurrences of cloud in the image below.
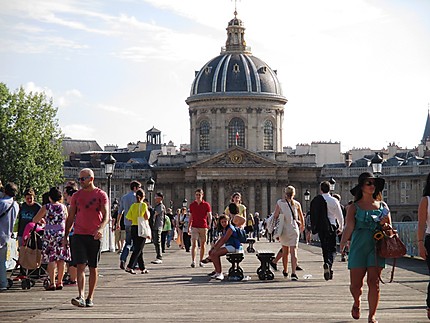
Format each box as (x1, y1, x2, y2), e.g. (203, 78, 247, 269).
(96, 103, 142, 118)
(62, 124, 97, 138)
(23, 82, 54, 98)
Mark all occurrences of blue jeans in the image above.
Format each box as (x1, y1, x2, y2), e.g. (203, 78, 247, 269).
(0, 244, 7, 289)
(120, 226, 132, 263)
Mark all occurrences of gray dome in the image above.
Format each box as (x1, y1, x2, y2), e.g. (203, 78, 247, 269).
(190, 53, 282, 96)
(188, 12, 284, 98)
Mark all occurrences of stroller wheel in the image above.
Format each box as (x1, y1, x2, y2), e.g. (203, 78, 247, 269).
(43, 278, 50, 290)
(21, 279, 31, 290)
(7, 278, 13, 289)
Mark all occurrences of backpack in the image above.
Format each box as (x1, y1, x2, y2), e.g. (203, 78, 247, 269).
(235, 227, 248, 243)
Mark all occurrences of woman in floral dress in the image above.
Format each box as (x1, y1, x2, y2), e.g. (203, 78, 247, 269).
(33, 187, 70, 290)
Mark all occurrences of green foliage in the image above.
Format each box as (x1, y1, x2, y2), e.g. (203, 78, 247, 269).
(0, 83, 64, 199)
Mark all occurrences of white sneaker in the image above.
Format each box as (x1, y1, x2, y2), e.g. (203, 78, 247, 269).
(199, 261, 205, 267)
(191, 261, 196, 268)
(151, 259, 162, 264)
(214, 273, 224, 280)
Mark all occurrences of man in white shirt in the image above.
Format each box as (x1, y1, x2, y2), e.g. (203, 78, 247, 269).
(311, 181, 344, 281)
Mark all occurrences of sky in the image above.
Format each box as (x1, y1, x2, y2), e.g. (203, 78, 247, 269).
(1, 0, 430, 152)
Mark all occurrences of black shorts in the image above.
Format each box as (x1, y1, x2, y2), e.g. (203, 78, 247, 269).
(67, 235, 77, 267)
(71, 234, 101, 268)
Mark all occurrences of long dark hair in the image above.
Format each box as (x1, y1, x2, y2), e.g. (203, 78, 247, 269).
(217, 214, 230, 231)
(423, 173, 430, 197)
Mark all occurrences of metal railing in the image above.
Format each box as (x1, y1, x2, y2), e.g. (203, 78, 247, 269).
(393, 221, 419, 257)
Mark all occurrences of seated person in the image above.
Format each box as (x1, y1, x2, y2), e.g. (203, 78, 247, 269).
(204, 205, 243, 280)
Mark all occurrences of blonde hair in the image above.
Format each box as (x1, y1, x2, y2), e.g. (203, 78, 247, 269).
(284, 186, 296, 205)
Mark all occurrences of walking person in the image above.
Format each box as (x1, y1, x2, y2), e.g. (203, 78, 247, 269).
(417, 172, 430, 320)
(310, 181, 344, 280)
(63, 185, 78, 286)
(182, 208, 191, 252)
(15, 188, 41, 247)
(151, 192, 165, 264)
(253, 212, 260, 241)
(32, 187, 71, 291)
(272, 185, 304, 280)
(64, 168, 109, 308)
(125, 189, 150, 274)
(0, 183, 19, 292)
(175, 208, 184, 249)
(161, 211, 171, 253)
(224, 192, 246, 227)
(188, 188, 212, 268)
(117, 180, 141, 270)
(340, 172, 390, 323)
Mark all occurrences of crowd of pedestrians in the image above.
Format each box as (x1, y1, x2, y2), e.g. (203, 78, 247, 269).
(2, 170, 430, 322)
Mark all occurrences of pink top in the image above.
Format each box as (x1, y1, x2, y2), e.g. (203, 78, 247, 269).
(71, 188, 108, 235)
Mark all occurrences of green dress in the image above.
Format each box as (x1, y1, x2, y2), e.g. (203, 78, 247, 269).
(348, 203, 385, 269)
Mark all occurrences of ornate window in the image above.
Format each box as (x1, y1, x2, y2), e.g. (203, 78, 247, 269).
(228, 117, 245, 148)
(263, 120, 274, 150)
(199, 120, 210, 151)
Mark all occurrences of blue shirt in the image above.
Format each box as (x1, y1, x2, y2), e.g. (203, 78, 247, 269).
(118, 191, 136, 227)
(225, 224, 241, 249)
(0, 196, 19, 248)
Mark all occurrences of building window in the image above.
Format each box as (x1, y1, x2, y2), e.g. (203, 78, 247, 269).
(400, 181, 410, 204)
(228, 117, 245, 148)
(263, 120, 274, 150)
(199, 120, 210, 151)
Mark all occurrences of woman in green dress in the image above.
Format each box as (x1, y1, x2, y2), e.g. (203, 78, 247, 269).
(340, 172, 391, 323)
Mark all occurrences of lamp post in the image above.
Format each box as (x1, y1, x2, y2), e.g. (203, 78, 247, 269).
(371, 152, 383, 176)
(329, 177, 336, 191)
(104, 153, 116, 252)
(304, 189, 310, 213)
(146, 177, 155, 203)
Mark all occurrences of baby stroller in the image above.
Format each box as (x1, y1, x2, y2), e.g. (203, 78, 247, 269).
(8, 223, 49, 290)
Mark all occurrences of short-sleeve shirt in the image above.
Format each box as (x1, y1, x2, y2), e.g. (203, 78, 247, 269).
(189, 200, 211, 229)
(71, 188, 108, 235)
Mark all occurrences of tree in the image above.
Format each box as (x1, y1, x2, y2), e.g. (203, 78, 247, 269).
(0, 83, 64, 198)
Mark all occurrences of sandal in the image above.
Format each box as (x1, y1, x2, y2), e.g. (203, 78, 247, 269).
(351, 305, 360, 320)
(368, 319, 378, 323)
(201, 257, 212, 264)
(56, 284, 63, 290)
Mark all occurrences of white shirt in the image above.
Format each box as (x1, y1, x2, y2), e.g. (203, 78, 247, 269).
(322, 193, 344, 232)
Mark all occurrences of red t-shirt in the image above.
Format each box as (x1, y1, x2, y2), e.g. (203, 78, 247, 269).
(189, 200, 211, 229)
(71, 188, 108, 235)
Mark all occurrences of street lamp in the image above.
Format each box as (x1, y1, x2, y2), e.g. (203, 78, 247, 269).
(104, 153, 116, 252)
(304, 189, 310, 213)
(329, 177, 336, 191)
(371, 152, 383, 176)
(146, 177, 155, 203)
(182, 198, 187, 208)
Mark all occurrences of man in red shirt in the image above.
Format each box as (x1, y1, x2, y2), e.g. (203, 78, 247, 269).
(64, 168, 109, 308)
(188, 188, 212, 268)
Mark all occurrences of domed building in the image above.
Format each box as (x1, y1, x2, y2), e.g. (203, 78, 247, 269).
(186, 11, 287, 153)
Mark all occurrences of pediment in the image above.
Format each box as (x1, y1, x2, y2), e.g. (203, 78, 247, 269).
(192, 147, 277, 168)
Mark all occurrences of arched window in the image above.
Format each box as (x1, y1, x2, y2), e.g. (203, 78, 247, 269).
(228, 117, 245, 148)
(264, 120, 273, 150)
(199, 120, 210, 151)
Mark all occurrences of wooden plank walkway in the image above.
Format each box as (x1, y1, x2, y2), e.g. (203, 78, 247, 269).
(1, 240, 429, 322)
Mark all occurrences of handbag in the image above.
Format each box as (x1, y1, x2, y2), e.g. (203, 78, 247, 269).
(137, 204, 151, 238)
(18, 232, 42, 270)
(374, 224, 407, 283)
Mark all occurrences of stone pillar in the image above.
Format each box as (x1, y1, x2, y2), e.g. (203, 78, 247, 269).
(185, 185, 192, 207)
(248, 183, 255, 213)
(218, 183, 225, 215)
(270, 184, 277, 212)
(205, 183, 212, 208)
(261, 182, 268, 217)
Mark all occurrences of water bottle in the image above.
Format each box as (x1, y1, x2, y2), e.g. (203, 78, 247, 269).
(303, 274, 312, 279)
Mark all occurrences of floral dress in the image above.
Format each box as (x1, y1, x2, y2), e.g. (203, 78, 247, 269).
(42, 203, 70, 263)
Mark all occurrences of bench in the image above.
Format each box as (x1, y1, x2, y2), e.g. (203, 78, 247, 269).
(256, 250, 275, 280)
(246, 238, 256, 253)
(226, 252, 245, 281)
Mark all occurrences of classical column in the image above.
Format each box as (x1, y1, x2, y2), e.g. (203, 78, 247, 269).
(185, 185, 192, 206)
(205, 183, 212, 208)
(270, 184, 277, 211)
(261, 182, 268, 217)
(218, 183, 225, 215)
(248, 183, 255, 213)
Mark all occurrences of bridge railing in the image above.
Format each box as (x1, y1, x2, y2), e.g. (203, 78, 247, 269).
(393, 221, 419, 257)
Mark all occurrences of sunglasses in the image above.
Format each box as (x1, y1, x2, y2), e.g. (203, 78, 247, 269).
(364, 180, 375, 186)
(77, 176, 91, 182)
